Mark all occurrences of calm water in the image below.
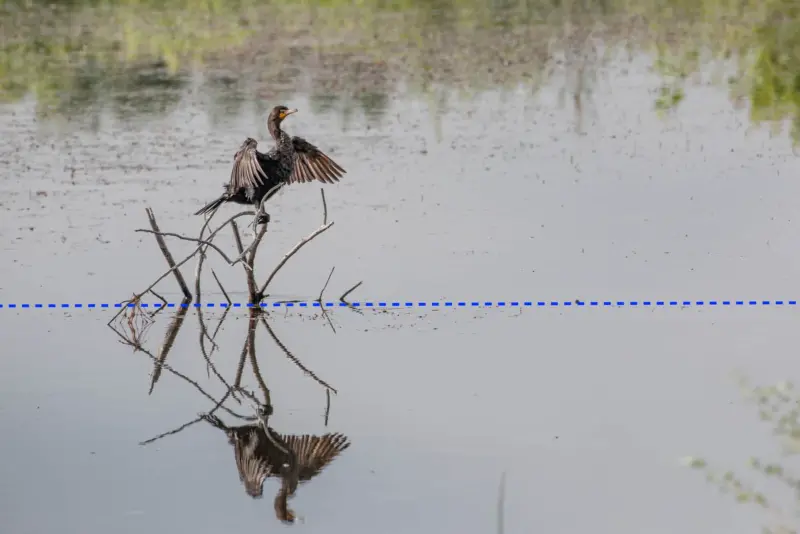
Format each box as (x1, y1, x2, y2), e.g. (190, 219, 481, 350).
(2, 1, 800, 533)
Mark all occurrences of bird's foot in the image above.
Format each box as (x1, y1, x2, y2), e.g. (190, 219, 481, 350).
(249, 211, 270, 232)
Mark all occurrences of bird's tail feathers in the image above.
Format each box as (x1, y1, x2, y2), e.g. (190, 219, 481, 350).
(194, 194, 227, 216)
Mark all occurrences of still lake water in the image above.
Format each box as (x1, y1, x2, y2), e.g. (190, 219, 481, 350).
(1, 6, 800, 533)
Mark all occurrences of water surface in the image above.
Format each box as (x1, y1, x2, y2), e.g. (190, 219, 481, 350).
(1, 1, 800, 533)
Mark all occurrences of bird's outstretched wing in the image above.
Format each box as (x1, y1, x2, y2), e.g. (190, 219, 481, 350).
(288, 137, 346, 184)
(232, 428, 279, 498)
(230, 137, 271, 191)
(279, 432, 350, 481)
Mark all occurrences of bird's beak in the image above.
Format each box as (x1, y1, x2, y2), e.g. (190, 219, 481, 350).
(284, 108, 298, 116)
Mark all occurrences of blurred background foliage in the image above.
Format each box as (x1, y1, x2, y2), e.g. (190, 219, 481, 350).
(0, 0, 799, 138)
(684, 374, 800, 534)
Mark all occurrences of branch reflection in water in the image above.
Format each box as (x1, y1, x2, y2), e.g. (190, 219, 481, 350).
(108, 300, 350, 525)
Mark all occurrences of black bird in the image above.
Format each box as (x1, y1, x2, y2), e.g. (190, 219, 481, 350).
(194, 105, 346, 225)
(202, 410, 350, 524)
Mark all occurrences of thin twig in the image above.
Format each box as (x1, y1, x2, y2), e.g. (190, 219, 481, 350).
(119, 294, 153, 346)
(139, 388, 233, 446)
(339, 281, 363, 303)
(317, 266, 337, 334)
(211, 269, 232, 305)
(324, 389, 331, 427)
(258, 222, 333, 298)
(338, 281, 365, 315)
(135, 229, 244, 267)
(147, 208, 192, 301)
(194, 248, 206, 306)
(148, 290, 168, 318)
(108, 210, 254, 325)
(336, 281, 365, 315)
(230, 220, 245, 256)
(194, 292, 222, 357)
(210, 307, 230, 343)
(320, 187, 328, 225)
(233, 384, 262, 406)
(318, 266, 335, 302)
(150, 289, 167, 304)
(259, 314, 337, 393)
(196, 307, 237, 399)
(109, 318, 250, 420)
(143, 352, 249, 419)
(230, 184, 281, 269)
(193, 200, 220, 306)
(139, 417, 202, 446)
(256, 189, 334, 299)
(231, 220, 258, 298)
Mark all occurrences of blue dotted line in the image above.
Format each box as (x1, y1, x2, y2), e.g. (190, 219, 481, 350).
(0, 300, 797, 309)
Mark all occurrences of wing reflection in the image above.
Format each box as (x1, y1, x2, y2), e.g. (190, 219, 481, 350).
(202, 407, 350, 523)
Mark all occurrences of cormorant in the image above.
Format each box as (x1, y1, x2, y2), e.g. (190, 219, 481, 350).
(202, 408, 350, 524)
(194, 105, 346, 225)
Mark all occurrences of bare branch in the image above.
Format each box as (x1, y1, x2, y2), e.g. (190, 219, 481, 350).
(325, 389, 331, 427)
(339, 280, 363, 303)
(230, 219, 264, 303)
(148, 290, 168, 318)
(139, 417, 202, 446)
(230, 220, 245, 257)
(247, 225, 269, 303)
(318, 266, 335, 302)
(257, 222, 333, 298)
(115, 181, 350, 320)
(146, 208, 192, 301)
(135, 229, 245, 267)
(259, 314, 337, 394)
(211, 268, 232, 306)
(317, 266, 337, 334)
(229, 185, 280, 270)
(320, 188, 328, 225)
(139, 388, 233, 446)
(256, 189, 335, 299)
(193, 202, 219, 305)
(230, 220, 257, 292)
(107, 209, 254, 326)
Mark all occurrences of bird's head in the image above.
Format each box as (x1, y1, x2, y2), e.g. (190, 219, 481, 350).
(269, 105, 298, 125)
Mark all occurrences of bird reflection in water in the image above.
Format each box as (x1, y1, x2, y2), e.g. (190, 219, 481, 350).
(111, 303, 351, 526)
(201, 396, 350, 524)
